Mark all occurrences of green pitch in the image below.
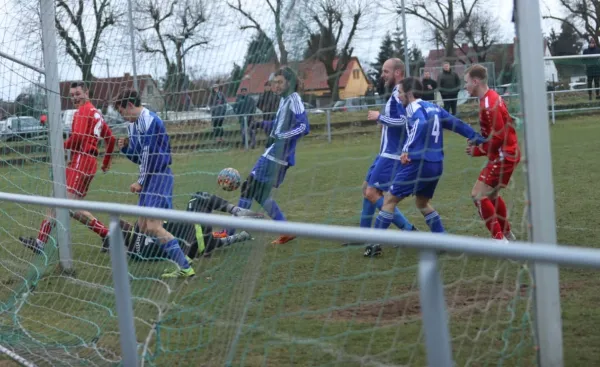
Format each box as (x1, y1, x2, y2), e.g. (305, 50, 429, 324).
(0, 115, 598, 366)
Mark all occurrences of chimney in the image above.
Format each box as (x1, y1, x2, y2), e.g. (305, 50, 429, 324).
(124, 72, 131, 79)
(461, 43, 469, 49)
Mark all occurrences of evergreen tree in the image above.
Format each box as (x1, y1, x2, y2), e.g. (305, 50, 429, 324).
(370, 33, 395, 81)
(409, 44, 425, 77)
(547, 23, 584, 79)
(244, 32, 278, 65)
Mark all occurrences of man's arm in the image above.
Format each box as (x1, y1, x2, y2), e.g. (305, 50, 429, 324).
(274, 95, 309, 139)
(402, 117, 427, 159)
(136, 119, 160, 186)
(439, 109, 485, 144)
(378, 98, 407, 126)
(100, 122, 116, 171)
(63, 114, 84, 151)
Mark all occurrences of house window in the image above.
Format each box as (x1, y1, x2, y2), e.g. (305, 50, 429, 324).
(147, 85, 154, 95)
(352, 69, 360, 79)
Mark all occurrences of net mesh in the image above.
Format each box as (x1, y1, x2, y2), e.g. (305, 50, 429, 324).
(2, 0, 592, 366)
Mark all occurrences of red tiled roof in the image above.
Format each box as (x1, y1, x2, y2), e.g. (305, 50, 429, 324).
(237, 57, 367, 95)
(59, 74, 157, 111)
(424, 41, 546, 80)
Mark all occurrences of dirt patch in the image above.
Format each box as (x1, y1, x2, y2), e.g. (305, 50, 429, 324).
(325, 282, 523, 324)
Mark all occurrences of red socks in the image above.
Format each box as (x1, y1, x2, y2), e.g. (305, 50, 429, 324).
(474, 198, 504, 240)
(88, 218, 109, 238)
(37, 219, 54, 244)
(492, 196, 511, 234)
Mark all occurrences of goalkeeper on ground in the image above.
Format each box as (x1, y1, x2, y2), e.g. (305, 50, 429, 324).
(102, 191, 265, 260)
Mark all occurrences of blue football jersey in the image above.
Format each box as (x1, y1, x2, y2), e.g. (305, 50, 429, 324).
(377, 85, 408, 159)
(402, 100, 480, 162)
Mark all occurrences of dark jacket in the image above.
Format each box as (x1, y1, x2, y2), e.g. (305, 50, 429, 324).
(422, 78, 438, 101)
(234, 95, 257, 123)
(208, 91, 226, 116)
(437, 70, 461, 98)
(257, 90, 280, 119)
(583, 46, 600, 76)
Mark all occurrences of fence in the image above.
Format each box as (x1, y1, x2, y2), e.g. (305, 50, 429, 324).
(2, 191, 600, 367)
(0, 0, 594, 366)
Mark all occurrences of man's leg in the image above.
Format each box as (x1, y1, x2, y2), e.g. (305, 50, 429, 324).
(472, 180, 504, 240)
(415, 196, 445, 233)
(142, 217, 194, 278)
(588, 76, 594, 100)
(451, 99, 458, 115)
(595, 76, 600, 98)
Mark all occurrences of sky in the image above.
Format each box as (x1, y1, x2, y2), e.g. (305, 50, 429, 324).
(0, 0, 567, 101)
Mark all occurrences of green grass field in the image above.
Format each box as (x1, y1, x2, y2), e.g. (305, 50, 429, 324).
(0, 114, 599, 366)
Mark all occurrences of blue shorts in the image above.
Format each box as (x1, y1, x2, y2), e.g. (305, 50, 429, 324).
(389, 161, 443, 199)
(366, 156, 403, 191)
(251, 156, 288, 188)
(138, 169, 174, 209)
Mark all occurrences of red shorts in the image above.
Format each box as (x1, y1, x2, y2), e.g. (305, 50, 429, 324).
(66, 154, 97, 197)
(478, 159, 519, 188)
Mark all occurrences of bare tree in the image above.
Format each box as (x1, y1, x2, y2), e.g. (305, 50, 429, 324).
(14, 0, 121, 82)
(227, 0, 292, 66)
(136, 0, 209, 77)
(543, 0, 600, 43)
(456, 11, 501, 62)
(135, 0, 209, 109)
(399, 0, 482, 61)
(304, 0, 364, 101)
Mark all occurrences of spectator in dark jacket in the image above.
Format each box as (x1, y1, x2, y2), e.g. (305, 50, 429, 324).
(235, 88, 257, 149)
(583, 37, 600, 100)
(437, 61, 461, 115)
(421, 71, 438, 101)
(208, 85, 227, 142)
(256, 81, 280, 121)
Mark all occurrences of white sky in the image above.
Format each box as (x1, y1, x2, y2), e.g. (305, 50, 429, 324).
(0, 0, 565, 101)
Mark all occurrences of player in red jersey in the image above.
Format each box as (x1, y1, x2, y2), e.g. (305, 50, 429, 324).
(20, 81, 116, 253)
(464, 64, 520, 242)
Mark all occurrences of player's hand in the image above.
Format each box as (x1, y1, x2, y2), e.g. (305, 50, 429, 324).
(367, 110, 380, 121)
(400, 152, 411, 164)
(118, 137, 129, 150)
(130, 182, 142, 193)
(101, 162, 111, 173)
(465, 145, 478, 157)
(468, 134, 486, 146)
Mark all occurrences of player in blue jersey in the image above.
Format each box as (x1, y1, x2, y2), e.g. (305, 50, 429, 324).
(214, 66, 310, 245)
(343, 58, 416, 247)
(365, 77, 485, 257)
(114, 89, 195, 278)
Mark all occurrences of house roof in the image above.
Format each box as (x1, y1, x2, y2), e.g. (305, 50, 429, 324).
(59, 73, 157, 110)
(424, 41, 547, 80)
(237, 57, 368, 95)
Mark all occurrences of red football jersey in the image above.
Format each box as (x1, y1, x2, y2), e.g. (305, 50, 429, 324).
(473, 89, 520, 162)
(64, 101, 116, 169)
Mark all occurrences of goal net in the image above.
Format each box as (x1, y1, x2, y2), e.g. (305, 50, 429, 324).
(0, 0, 546, 365)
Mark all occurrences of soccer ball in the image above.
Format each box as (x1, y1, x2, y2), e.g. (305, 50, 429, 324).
(217, 167, 241, 191)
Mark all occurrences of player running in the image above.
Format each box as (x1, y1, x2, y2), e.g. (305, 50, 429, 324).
(20, 81, 116, 253)
(114, 89, 194, 278)
(103, 191, 265, 260)
(213, 66, 310, 245)
(366, 77, 485, 257)
(463, 64, 520, 242)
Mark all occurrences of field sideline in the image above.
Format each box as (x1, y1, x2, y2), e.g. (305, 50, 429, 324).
(0, 115, 599, 366)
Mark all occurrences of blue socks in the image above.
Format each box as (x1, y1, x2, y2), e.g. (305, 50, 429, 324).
(360, 198, 376, 228)
(374, 197, 413, 230)
(262, 198, 286, 221)
(424, 211, 445, 233)
(162, 239, 190, 268)
(374, 210, 394, 230)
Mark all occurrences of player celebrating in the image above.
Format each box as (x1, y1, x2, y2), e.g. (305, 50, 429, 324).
(463, 64, 520, 242)
(361, 58, 415, 231)
(114, 89, 194, 278)
(213, 66, 310, 245)
(103, 191, 265, 260)
(20, 81, 116, 253)
(367, 77, 484, 256)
